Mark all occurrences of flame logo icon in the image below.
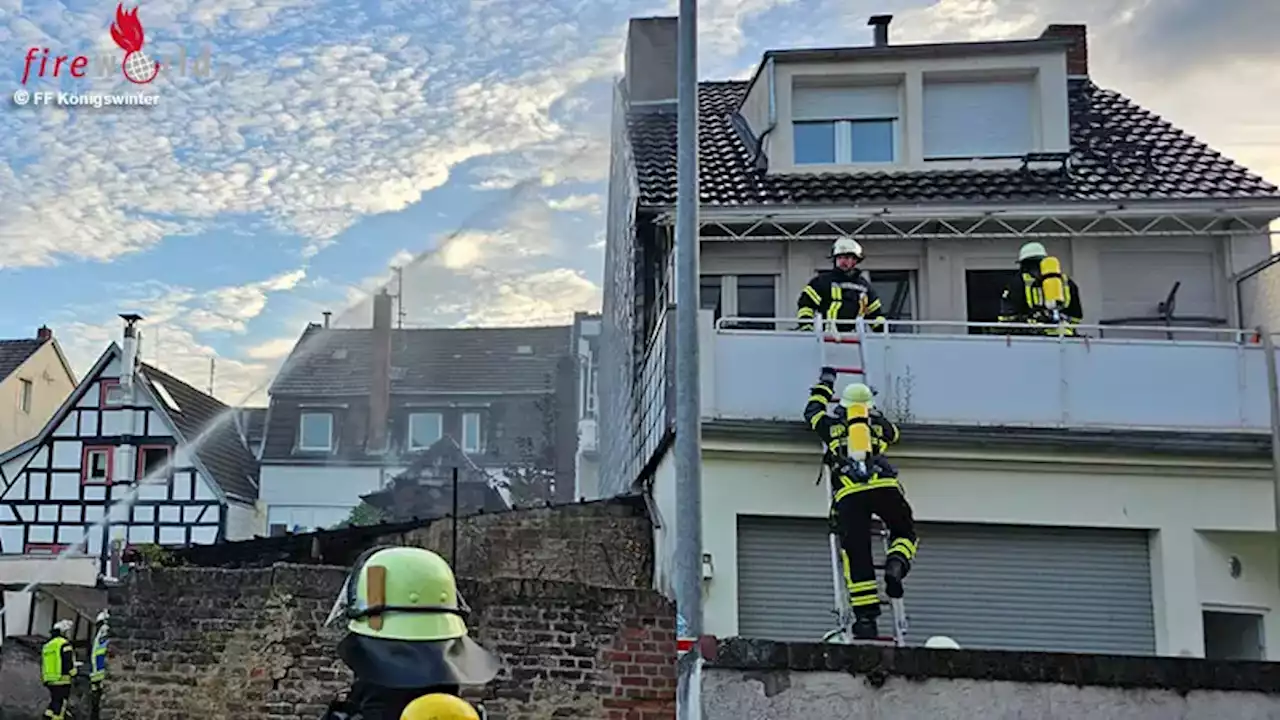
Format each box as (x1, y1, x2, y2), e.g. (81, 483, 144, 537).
(110, 3, 160, 84)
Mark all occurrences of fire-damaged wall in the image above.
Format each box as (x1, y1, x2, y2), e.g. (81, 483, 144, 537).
(99, 497, 675, 720)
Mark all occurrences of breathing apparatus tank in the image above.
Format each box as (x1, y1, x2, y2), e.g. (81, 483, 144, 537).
(1038, 256, 1066, 311)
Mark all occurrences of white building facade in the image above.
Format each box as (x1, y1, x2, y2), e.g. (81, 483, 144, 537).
(603, 16, 1280, 660)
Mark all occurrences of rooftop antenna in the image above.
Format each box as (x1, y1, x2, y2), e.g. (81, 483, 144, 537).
(395, 266, 406, 329)
(208, 357, 216, 396)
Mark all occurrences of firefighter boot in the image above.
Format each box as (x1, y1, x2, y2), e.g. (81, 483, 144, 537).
(884, 556, 907, 599)
(851, 616, 879, 640)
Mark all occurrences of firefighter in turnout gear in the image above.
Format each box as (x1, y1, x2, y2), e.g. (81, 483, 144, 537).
(89, 611, 109, 720)
(805, 371, 919, 640)
(41, 619, 77, 720)
(998, 242, 1083, 336)
(321, 546, 501, 720)
(797, 237, 887, 333)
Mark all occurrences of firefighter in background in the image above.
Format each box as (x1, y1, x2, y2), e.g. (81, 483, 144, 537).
(805, 371, 919, 640)
(797, 237, 887, 333)
(998, 242, 1083, 336)
(321, 546, 501, 720)
(89, 610, 109, 720)
(41, 618, 77, 720)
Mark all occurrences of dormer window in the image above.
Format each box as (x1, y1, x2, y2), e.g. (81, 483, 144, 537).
(298, 411, 333, 452)
(792, 80, 900, 165)
(922, 74, 1037, 161)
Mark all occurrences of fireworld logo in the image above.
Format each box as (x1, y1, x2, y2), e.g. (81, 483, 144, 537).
(21, 3, 162, 85)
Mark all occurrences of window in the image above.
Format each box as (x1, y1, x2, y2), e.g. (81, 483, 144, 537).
(1204, 610, 1264, 661)
(965, 269, 1020, 334)
(462, 412, 483, 453)
(151, 379, 181, 411)
(700, 275, 723, 321)
(100, 379, 123, 407)
(734, 275, 778, 330)
(792, 83, 899, 165)
(869, 270, 918, 334)
(81, 446, 112, 485)
(19, 378, 31, 413)
(138, 445, 172, 482)
(407, 412, 443, 450)
(922, 78, 1036, 160)
(298, 412, 333, 451)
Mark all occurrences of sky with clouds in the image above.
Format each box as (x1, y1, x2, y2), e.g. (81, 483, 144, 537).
(1, 0, 1276, 406)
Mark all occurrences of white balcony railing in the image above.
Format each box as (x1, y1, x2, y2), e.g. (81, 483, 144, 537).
(699, 312, 1279, 434)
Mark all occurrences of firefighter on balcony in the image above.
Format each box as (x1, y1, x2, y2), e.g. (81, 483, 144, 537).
(805, 370, 918, 640)
(89, 610, 109, 720)
(998, 242, 1083, 336)
(41, 618, 77, 720)
(797, 237, 887, 334)
(321, 546, 501, 720)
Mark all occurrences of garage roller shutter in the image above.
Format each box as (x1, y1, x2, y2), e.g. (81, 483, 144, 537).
(736, 516, 1156, 655)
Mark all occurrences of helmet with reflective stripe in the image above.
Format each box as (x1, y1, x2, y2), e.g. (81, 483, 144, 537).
(400, 693, 482, 720)
(1017, 242, 1047, 263)
(830, 237, 864, 260)
(327, 546, 469, 642)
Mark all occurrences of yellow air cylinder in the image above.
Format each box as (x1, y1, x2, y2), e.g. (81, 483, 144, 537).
(400, 694, 481, 720)
(846, 403, 872, 459)
(1039, 256, 1065, 307)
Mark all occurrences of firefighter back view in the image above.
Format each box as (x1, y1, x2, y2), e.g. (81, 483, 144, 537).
(998, 242, 1083, 335)
(321, 546, 501, 720)
(804, 371, 919, 640)
(41, 618, 77, 720)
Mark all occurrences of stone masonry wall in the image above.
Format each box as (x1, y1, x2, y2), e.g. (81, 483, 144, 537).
(103, 565, 674, 720)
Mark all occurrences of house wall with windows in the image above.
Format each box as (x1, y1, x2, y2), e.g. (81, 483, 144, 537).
(0, 331, 77, 454)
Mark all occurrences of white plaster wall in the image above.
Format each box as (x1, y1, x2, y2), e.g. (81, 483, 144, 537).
(224, 500, 264, 541)
(649, 438, 1280, 659)
(260, 464, 402, 533)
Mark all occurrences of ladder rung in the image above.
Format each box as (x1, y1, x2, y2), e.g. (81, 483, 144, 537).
(823, 336, 862, 345)
(831, 366, 863, 374)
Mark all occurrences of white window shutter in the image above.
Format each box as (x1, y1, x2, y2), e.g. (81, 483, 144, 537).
(922, 79, 1036, 159)
(793, 85, 899, 121)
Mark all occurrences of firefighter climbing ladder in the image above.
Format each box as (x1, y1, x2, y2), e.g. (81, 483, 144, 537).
(816, 318, 908, 647)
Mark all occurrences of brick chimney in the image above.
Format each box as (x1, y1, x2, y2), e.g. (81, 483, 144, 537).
(1040, 24, 1088, 77)
(36, 325, 52, 342)
(368, 290, 393, 452)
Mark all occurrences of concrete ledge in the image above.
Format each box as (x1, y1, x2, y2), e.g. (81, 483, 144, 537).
(712, 638, 1280, 694)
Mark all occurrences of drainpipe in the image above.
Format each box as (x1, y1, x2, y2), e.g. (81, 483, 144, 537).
(104, 314, 143, 579)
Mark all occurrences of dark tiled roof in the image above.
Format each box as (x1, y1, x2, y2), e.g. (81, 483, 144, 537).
(269, 325, 573, 396)
(237, 407, 268, 451)
(139, 363, 260, 501)
(627, 79, 1280, 207)
(0, 339, 43, 379)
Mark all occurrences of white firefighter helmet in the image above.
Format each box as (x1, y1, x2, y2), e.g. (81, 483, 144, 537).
(830, 237, 864, 260)
(1017, 242, 1047, 263)
(52, 618, 74, 635)
(96, 610, 109, 625)
(840, 383, 875, 408)
(924, 635, 961, 649)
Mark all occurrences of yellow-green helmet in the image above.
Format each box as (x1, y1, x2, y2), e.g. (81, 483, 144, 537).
(400, 693, 481, 720)
(330, 546, 469, 642)
(840, 383, 874, 408)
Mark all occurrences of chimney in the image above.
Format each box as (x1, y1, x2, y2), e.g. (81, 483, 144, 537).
(119, 313, 143, 391)
(625, 17, 678, 104)
(36, 325, 52, 342)
(868, 15, 892, 46)
(368, 290, 393, 452)
(322, 311, 332, 328)
(1040, 24, 1088, 77)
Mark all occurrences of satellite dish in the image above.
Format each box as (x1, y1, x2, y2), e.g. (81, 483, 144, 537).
(924, 635, 961, 650)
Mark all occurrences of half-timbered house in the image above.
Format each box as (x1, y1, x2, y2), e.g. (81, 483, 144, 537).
(0, 316, 261, 639)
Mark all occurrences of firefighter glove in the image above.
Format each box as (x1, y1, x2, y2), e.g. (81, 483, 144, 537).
(819, 366, 838, 386)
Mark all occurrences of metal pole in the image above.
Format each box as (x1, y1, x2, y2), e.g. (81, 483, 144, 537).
(674, 0, 704, 715)
(451, 466, 460, 566)
(1260, 329, 1280, 600)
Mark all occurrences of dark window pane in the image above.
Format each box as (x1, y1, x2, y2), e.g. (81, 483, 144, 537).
(736, 275, 777, 330)
(700, 275, 722, 322)
(794, 121, 836, 164)
(850, 120, 894, 162)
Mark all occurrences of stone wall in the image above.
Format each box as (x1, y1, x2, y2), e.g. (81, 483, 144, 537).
(103, 565, 674, 720)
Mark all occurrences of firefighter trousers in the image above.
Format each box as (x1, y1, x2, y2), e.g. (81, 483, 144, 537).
(831, 485, 918, 619)
(45, 684, 70, 720)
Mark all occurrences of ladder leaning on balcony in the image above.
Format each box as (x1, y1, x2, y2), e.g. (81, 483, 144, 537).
(816, 318, 909, 647)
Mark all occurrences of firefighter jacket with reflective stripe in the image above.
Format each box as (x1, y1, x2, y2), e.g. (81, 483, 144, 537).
(90, 628, 108, 683)
(797, 270, 886, 332)
(998, 270, 1083, 334)
(803, 381, 902, 501)
(41, 635, 75, 686)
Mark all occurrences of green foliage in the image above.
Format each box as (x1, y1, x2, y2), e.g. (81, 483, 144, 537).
(341, 501, 387, 527)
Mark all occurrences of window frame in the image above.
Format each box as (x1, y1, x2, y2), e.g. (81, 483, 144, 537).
(407, 412, 444, 451)
(794, 118, 897, 165)
(81, 445, 114, 485)
(297, 411, 334, 452)
(18, 378, 32, 413)
(137, 444, 173, 482)
(99, 378, 124, 408)
(732, 274, 780, 330)
(461, 412, 483, 454)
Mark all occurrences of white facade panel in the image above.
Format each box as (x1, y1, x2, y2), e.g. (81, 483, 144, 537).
(922, 78, 1036, 158)
(653, 444, 1280, 659)
(260, 465, 399, 533)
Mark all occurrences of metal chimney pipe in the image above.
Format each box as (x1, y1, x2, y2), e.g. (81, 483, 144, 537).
(868, 14, 892, 46)
(322, 311, 332, 328)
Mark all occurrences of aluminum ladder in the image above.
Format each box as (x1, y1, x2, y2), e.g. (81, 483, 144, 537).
(816, 317, 908, 647)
